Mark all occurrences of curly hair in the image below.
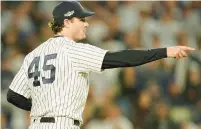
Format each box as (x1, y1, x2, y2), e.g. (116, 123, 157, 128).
(48, 20, 64, 34)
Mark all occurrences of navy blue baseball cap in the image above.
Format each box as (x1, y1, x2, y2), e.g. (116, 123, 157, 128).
(53, 1, 95, 22)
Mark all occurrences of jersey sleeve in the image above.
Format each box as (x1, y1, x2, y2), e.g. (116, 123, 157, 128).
(9, 58, 31, 99)
(67, 43, 108, 73)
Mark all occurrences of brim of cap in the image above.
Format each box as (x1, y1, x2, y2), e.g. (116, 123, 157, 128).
(78, 10, 95, 18)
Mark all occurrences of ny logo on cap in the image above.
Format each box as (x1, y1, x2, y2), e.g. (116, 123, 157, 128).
(64, 10, 75, 17)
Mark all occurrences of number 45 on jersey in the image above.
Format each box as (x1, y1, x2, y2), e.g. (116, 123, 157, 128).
(28, 53, 57, 87)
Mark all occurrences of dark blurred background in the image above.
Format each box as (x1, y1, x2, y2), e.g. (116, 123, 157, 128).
(1, 1, 201, 129)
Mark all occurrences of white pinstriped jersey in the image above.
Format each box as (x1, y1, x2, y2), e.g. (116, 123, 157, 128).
(9, 36, 107, 123)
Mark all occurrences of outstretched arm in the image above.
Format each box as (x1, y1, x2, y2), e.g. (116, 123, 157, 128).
(102, 46, 195, 69)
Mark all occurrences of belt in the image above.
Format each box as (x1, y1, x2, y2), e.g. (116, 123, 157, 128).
(38, 117, 80, 126)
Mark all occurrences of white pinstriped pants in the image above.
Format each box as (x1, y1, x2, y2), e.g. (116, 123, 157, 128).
(29, 117, 80, 129)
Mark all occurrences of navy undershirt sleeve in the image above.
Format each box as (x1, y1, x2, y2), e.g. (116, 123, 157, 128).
(102, 48, 167, 69)
(7, 89, 32, 111)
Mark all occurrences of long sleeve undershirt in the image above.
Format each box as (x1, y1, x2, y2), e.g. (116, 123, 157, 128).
(102, 48, 167, 69)
(7, 89, 32, 111)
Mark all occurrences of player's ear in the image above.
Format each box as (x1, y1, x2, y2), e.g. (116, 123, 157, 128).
(63, 19, 71, 28)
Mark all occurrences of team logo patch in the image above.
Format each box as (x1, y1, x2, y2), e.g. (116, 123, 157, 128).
(64, 10, 75, 17)
(79, 72, 88, 78)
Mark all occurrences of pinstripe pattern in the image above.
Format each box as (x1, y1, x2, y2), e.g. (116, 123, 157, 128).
(9, 36, 107, 129)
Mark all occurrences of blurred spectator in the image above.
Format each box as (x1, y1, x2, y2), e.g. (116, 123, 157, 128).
(180, 122, 200, 129)
(181, 3, 201, 44)
(117, 1, 139, 33)
(118, 67, 140, 121)
(124, 30, 142, 49)
(137, 2, 159, 48)
(1, 112, 6, 129)
(36, 1, 59, 21)
(1, 58, 14, 91)
(85, 102, 133, 129)
(152, 34, 161, 48)
(133, 90, 152, 129)
(104, 102, 134, 129)
(146, 81, 163, 105)
(193, 100, 201, 125)
(158, 9, 182, 47)
(183, 63, 201, 105)
(7, 47, 24, 73)
(167, 81, 185, 106)
(84, 106, 108, 129)
(86, 18, 109, 46)
(162, 1, 183, 21)
(12, 2, 36, 36)
(144, 100, 179, 129)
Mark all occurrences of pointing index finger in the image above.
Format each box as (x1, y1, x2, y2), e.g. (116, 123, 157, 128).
(181, 46, 195, 51)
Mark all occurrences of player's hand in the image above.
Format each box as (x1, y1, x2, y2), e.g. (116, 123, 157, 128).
(167, 46, 195, 59)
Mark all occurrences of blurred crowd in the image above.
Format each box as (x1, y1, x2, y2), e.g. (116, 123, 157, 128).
(1, 1, 201, 129)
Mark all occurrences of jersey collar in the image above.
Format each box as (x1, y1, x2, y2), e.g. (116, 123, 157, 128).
(53, 35, 76, 44)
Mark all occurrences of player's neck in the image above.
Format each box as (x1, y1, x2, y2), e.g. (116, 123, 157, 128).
(54, 34, 73, 40)
(55, 29, 74, 40)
